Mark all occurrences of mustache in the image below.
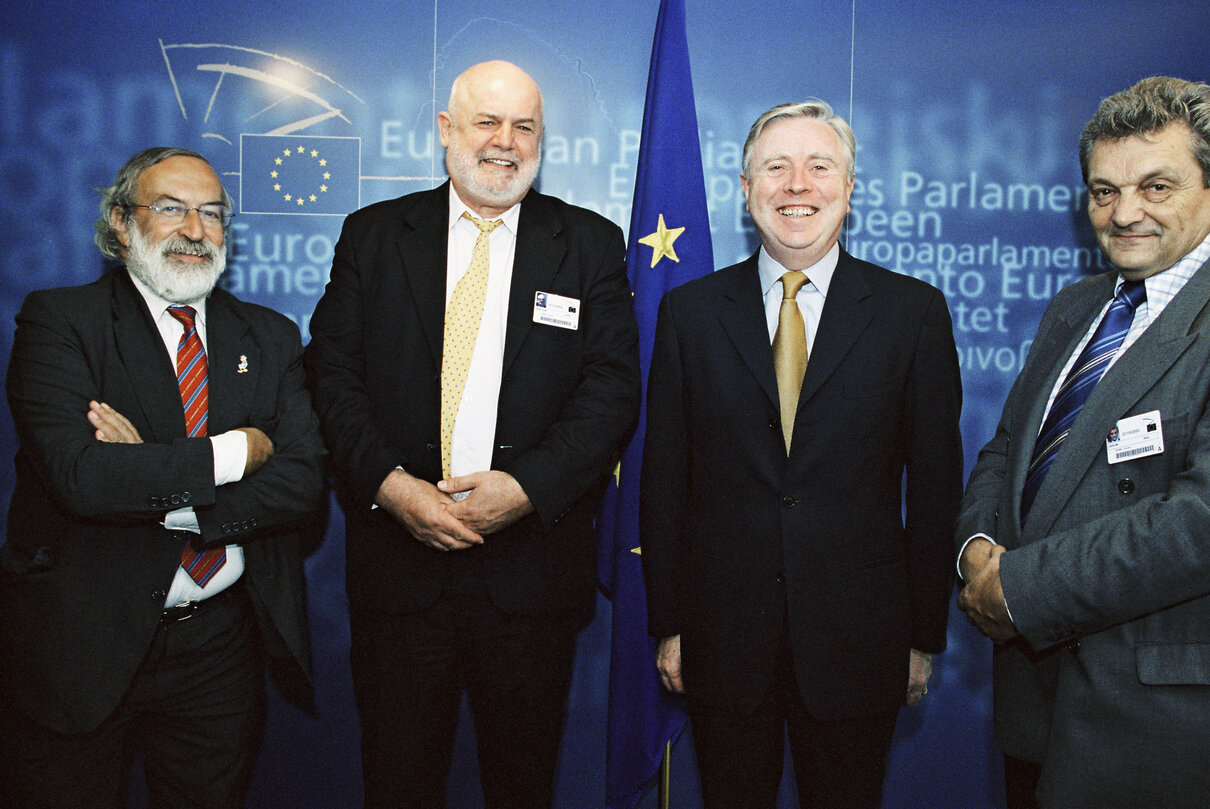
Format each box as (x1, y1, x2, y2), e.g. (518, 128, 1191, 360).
(160, 235, 219, 260)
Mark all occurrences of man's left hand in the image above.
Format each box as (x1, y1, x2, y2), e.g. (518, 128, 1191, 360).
(88, 401, 143, 443)
(906, 649, 932, 706)
(440, 470, 534, 534)
(957, 543, 1020, 641)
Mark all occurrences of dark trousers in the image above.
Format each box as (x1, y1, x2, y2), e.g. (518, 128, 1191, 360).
(1004, 754, 1042, 809)
(349, 566, 578, 809)
(0, 584, 264, 809)
(687, 636, 899, 809)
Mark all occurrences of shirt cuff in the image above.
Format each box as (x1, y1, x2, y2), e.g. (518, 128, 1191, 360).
(211, 429, 248, 486)
(956, 533, 995, 580)
(957, 533, 1016, 624)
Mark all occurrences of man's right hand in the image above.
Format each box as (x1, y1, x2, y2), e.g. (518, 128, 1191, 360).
(375, 468, 484, 551)
(657, 634, 685, 694)
(236, 427, 274, 476)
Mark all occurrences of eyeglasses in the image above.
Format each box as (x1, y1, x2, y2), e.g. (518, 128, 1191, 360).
(131, 201, 232, 228)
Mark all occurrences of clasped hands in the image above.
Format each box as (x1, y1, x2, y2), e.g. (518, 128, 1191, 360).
(956, 537, 1019, 642)
(374, 467, 534, 552)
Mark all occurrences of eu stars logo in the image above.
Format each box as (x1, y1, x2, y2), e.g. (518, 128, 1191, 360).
(240, 134, 360, 216)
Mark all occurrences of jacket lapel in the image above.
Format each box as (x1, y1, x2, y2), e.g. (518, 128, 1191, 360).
(716, 256, 780, 414)
(110, 270, 188, 442)
(796, 250, 873, 411)
(1026, 263, 1210, 537)
(203, 291, 255, 434)
(502, 192, 567, 378)
(394, 184, 450, 372)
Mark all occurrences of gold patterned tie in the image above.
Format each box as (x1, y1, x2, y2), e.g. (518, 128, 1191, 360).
(441, 212, 503, 478)
(772, 271, 809, 454)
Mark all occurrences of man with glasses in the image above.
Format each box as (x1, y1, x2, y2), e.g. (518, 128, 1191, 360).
(0, 147, 325, 808)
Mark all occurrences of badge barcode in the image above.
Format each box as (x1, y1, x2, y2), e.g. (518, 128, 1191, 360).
(1119, 444, 1159, 458)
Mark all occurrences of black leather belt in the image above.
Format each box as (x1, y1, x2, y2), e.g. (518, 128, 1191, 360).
(159, 582, 241, 626)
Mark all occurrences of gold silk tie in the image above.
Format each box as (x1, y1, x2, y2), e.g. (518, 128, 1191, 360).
(772, 271, 809, 454)
(441, 212, 503, 478)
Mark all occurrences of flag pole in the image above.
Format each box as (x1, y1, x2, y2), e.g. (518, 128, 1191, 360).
(659, 740, 672, 809)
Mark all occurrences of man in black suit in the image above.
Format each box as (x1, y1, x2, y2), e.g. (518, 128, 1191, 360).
(305, 60, 639, 808)
(641, 101, 963, 809)
(0, 147, 324, 808)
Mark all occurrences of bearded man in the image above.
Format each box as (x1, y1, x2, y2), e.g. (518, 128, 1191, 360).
(0, 147, 325, 809)
(305, 60, 639, 808)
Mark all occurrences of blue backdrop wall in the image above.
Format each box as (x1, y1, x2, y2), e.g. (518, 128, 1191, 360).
(2, 1, 1207, 806)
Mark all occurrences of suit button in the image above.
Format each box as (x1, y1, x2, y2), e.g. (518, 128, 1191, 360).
(782, 496, 796, 508)
(768, 417, 778, 430)
(1118, 479, 1135, 495)
(181, 491, 191, 504)
(426, 442, 437, 451)
(1067, 639, 1081, 655)
(151, 589, 166, 601)
(776, 572, 786, 584)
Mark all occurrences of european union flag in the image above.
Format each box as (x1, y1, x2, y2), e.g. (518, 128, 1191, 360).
(239, 134, 360, 216)
(598, 0, 714, 806)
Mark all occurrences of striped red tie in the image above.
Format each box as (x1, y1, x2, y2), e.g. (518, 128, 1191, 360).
(167, 306, 226, 585)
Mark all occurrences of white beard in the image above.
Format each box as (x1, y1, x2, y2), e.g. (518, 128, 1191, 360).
(124, 220, 226, 304)
(446, 140, 540, 210)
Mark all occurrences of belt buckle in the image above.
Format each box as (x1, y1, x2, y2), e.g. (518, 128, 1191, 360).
(163, 600, 197, 625)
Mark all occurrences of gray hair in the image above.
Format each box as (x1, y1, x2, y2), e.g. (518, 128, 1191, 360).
(94, 147, 232, 260)
(1079, 76, 1210, 187)
(741, 100, 857, 180)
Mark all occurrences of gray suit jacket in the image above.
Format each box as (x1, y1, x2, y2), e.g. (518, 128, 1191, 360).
(956, 259, 1210, 808)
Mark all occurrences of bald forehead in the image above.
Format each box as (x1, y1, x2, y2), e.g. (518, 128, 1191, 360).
(448, 61, 543, 121)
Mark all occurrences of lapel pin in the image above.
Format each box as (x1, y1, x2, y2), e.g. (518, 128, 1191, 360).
(237, 355, 249, 374)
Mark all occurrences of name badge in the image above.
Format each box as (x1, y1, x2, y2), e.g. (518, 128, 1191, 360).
(1106, 409, 1164, 464)
(532, 291, 580, 330)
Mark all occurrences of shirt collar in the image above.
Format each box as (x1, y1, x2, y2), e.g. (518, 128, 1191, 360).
(447, 184, 521, 236)
(1119, 229, 1210, 306)
(757, 241, 840, 298)
(126, 268, 208, 328)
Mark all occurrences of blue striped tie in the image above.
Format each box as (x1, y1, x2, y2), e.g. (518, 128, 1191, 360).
(1021, 280, 1146, 523)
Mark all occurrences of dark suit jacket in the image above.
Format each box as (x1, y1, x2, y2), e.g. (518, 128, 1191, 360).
(0, 269, 324, 733)
(641, 249, 963, 718)
(956, 260, 1210, 808)
(305, 183, 640, 616)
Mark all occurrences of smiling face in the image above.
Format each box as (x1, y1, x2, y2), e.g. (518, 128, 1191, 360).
(111, 155, 227, 302)
(438, 61, 543, 218)
(1086, 122, 1210, 280)
(741, 116, 854, 270)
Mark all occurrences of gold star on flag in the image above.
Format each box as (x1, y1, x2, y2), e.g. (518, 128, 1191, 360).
(296, 146, 305, 154)
(282, 149, 291, 157)
(284, 193, 292, 201)
(270, 170, 278, 178)
(320, 184, 327, 192)
(297, 198, 305, 205)
(309, 195, 317, 202)
(311, 149, 318, 157)
(273, 183, 281, 191)
(323, 172, 331, 179)
(319, 159, 327, 166)
(274, 157, 282, 165)
(638, 213, 685, 268)
(630, 546, 642, 555)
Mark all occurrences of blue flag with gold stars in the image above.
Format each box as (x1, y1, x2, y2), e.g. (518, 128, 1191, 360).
(239, 134, 360, 215)
(598, 0, 714, 806)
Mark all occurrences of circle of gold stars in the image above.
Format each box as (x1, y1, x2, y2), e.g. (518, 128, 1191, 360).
(270, 145, 333, 208)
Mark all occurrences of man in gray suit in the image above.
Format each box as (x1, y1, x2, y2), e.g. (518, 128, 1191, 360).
(957, 76, 1210, 809)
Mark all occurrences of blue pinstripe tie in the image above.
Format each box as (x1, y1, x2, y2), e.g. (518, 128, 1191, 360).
(1021, 280, 1146, 523)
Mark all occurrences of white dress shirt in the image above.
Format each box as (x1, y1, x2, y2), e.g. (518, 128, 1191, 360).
(444, 185, 522, 481)
(757, 242, 840, 349)
(127, 272, 246, 606)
